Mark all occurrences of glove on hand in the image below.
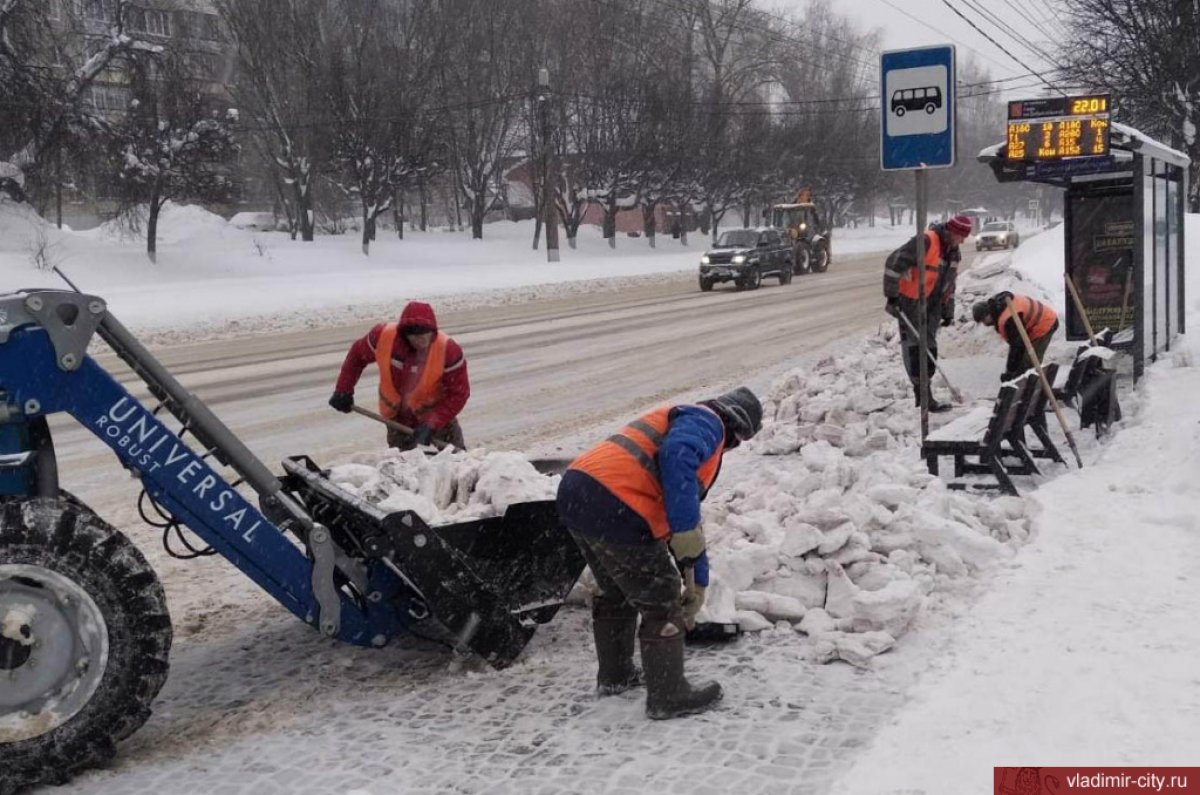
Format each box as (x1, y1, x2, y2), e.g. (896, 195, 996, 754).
(681, 582, 706, 630)
(411, 423, 435, 446)
(884, 297, 901, 318)
(940, 314, 954, 327)
(328, 391, 354, 413)
(668, 524, 706, 568)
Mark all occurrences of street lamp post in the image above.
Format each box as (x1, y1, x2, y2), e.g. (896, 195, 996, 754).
(538, 67, 560, 263)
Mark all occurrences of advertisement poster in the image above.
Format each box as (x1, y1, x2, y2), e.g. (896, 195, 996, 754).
(1066, 192, 1136, 339)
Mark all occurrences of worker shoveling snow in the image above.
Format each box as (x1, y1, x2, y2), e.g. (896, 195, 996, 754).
(325, 327, 1038, 668)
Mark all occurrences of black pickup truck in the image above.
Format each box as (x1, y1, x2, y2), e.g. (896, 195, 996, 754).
(698, 227, 794, 291)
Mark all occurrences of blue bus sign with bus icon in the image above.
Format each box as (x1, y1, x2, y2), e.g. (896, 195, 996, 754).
(880, 45, 956, 170)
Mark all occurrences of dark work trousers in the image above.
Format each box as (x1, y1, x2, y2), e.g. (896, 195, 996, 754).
(567, 530, 684, 628)
(897, 298, 943, 385)
(1002, 320, 1058, 381)
(386, 418, 466, 451)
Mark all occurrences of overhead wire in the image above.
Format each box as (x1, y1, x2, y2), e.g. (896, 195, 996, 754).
(939, 0, 1066, 95)
(958, 0, 1066, 72)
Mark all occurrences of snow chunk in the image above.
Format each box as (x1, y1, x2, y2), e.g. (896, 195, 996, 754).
(328, 448, 558, 525)
(1, 604, 36, 645)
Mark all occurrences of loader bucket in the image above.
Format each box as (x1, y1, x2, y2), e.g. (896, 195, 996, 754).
(280, 456, 585, 668)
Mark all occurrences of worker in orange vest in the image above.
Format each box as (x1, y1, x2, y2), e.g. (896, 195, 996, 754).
(328, 301, 470, 450)
(882, 213, 973, 412)
(557, 387, 762, 720)
(972, 291, 1059, 381)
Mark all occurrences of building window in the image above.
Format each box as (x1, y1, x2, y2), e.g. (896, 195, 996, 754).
(79, 0, 116, 22)
(87, 84, 131, 112)
(128, 7, 171, 36)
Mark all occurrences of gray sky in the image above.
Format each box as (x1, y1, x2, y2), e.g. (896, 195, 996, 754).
(770, 0, 1069, 99)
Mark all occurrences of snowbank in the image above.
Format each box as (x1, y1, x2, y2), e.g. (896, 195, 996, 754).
(0, 200, 914, 338)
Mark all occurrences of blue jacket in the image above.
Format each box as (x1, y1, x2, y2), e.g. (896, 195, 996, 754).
(660, 405, 722, 587)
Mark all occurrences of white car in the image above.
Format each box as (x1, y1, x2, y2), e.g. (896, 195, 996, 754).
(975, 221, 1020, 251)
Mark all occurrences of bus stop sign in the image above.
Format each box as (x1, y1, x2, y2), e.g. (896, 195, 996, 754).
(880, 45, 956, 170)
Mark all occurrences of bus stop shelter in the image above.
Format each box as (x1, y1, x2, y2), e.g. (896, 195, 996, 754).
(978, 122, 1189, 378)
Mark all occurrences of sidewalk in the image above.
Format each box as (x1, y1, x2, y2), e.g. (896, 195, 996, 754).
(831, 338, 1200, 794)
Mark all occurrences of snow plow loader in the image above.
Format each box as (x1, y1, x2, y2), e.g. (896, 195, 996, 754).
(0, 289, 585, 793)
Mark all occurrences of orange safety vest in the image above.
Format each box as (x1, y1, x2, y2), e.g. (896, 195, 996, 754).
(375, 323, 449, 418)
(569, 405, 724, 539)
(996, 295, 1058, 342)
(897, 230, 944, 300)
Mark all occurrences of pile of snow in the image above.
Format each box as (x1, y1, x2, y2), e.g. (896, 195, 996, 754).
(326, 326, 1035, 668)
(694, 331, 1033, 665)
(327, 448, 558, 525)
(87, 201, 234, 246)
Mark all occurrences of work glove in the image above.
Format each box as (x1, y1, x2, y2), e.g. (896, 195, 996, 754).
(940, 313, 954, 327)
(328, 391, 354, 413)
(884, 297, 901, 318)
(668, 524, 706, 568)
(411, 423, 434, 447)
(680, 580, 706, 631)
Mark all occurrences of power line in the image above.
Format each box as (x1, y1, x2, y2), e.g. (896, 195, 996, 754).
(871, 0, 1014, 73)
(940, 0, 1065, 94)
(959, 0, 1065, 72)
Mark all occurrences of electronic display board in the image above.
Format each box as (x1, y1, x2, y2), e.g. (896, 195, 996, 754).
(1006, 94, 1111, 161)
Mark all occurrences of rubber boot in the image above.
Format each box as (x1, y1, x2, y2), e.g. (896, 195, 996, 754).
(640, 621, 722, 719)
(593, 598, 642, 696)
(913, 383, 951, 413)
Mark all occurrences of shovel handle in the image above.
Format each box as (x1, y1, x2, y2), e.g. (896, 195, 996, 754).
(1064, 275, 1098, 345)
(350, 405, 450, 450)
(1004, 297, 1083, 468)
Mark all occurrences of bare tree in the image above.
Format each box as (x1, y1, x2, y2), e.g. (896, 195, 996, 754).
(325, 0, 441, 254)
(1062, 0, 1200, 210)
(218, 0, 329, 240)
(435, 0, 530, 239)
(110, 48, 237, 261)
(0, 0, 157, 202)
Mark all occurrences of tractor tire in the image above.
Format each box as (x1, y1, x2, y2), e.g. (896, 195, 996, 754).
(793, 245, 812, 275)
(0, 498, 172, 795)
(812, 241, 831, 273)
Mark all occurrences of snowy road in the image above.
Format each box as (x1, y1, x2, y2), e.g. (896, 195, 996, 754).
(44, 247, 983, 795)
(56, 248, 983, 499)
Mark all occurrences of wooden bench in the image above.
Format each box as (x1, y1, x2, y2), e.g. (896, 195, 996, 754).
(921, 372, 1038, 496)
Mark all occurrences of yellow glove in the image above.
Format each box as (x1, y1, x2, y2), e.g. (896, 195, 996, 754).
(668, 524, 706, 567)
(681, 581, 706, 630)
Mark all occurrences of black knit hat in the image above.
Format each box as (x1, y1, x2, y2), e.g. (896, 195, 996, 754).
(709, 386, 763, 441)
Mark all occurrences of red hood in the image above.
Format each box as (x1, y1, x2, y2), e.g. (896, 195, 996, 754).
(398, 301, 438, 331)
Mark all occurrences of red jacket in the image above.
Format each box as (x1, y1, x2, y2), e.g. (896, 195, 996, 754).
(334, 302, 470, 430)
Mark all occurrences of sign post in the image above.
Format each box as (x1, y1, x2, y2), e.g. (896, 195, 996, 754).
(881, 45, 956, 440)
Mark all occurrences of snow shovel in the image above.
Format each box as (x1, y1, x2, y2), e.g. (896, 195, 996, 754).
(1004, 296, 1083, 468)
(896, 311, 966, 404)
(350, 404, 455, 451)
(680, 568, 740, 644)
